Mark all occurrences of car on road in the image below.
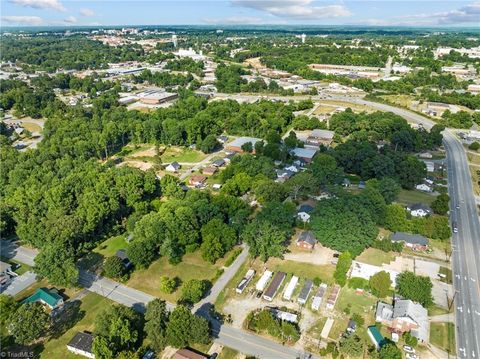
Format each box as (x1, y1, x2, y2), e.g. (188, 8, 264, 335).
(452, 221, 458, 233)
(403, 345, 415, 354)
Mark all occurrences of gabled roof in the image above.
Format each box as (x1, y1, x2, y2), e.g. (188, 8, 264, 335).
(168, 161, 181, 169)
(407, 203, 432, 213)
(297, 231, 317, 246)
(298, 204, 314, 213)
(67, 332, 94, 354)
(393, 299, 429, 341)
(391, 232, 429, 246)
(212, 159, 225, 167)
(23, 287, 62, 307)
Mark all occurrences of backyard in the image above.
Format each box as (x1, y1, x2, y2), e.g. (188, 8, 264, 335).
(395, 189, 437, 206)
(356, 248, 395, 266)
(41, 293, 112, 358)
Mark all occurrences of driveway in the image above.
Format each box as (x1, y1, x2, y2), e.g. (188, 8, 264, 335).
(1, 271, 37, 296)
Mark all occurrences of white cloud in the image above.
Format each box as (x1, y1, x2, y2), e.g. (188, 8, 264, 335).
(63, 15, 77, 23)
(203, 15, 264, 24)
(79, 8, 94, 17)
(9, 0, 66, 12)
(1, 15, 43, 25)
(232, 0, 351, 20)
(396, 1, 480, 25)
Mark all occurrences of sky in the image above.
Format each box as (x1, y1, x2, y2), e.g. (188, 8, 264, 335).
(0, 0, 479, 27)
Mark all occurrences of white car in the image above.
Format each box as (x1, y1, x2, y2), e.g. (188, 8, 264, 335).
(406, 354, 418, 359)
(403, 346, 415, 354)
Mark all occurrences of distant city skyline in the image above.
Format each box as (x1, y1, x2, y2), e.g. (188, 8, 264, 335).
(1, 0, 479, 27)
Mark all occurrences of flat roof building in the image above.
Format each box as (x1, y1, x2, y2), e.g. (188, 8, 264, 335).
(290, 147, 317, 163)
(263, 272, 286, 301)
(226, 137, 262, 153)
(283, 276, 299, 301)
(256, 270, 273, 291)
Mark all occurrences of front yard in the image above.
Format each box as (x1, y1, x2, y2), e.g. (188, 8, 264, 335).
(395, 189, 437, 206)
(430, 322, 456, 353)
(127, 250, 223, 303)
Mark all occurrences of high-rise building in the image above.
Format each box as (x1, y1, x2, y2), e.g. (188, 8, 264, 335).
(172, 34, 178, 48)
(301, 33, 306, 44)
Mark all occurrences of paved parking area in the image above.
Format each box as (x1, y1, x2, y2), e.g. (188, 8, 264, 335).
(1, 271, 37, 296)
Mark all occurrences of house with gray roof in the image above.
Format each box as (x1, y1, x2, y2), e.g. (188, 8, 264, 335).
(296, 231, 317, 250)
(375, 299, 429, 342)
(391, 232, 429, 250)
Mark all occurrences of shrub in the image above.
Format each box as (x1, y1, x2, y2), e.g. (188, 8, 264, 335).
(469, 141, 480, 151)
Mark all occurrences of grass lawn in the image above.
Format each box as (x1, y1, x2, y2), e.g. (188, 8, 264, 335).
(22, 122, 43, 133)
(218, 346, 239, 359)
(94, 235, 129, 257)
(428, 305, 452, 316)
(41, 293, 111, 359)
(439, 266, 453, 284)
(430, 322, 456, 353)
(266, 259, 336, 285)
(356, 248, 394, 266)
(0, 257, 31, 275)
(161, 147, 207, 163)
(395, 189, 437, 206)
(127, 251, 221, 303)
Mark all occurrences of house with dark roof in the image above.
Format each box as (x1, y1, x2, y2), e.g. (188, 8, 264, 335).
(297, 204, 314, 223)
(391, 232, 429, 251)
(212, 159, 225, 167)
(298, 279, 313, 304)
(23, 287, 63, 309)
(296, 231, 317, 250)
(166, 161, 181, 172)
(116, 249, 133, 269)
(406, 203, 433, 218)
(173, 348, 209, 359)
(67, 332, 94, 359)
(375, 299, 429, 342)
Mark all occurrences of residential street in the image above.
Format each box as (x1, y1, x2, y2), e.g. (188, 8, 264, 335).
(2, 95, 478, 358)
(1, 271, 37, 296)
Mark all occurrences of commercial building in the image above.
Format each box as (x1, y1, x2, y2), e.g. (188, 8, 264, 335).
(283, 276, 299, 301)
(137, 88, 178, 105)
(298, 279, 313, 304)
(311, 283, 328, 310)
(309, 64, 383, 79)
(256, 270, 273, 291)
(226, 137, 262, 153)
(263, 271, 286, 301)
(67, 332, 95, 359)
(375, 299, 429, 342)
(305, 129, 335, 147)
(236, 269, 255, 294)
(350, 261, 399, 286)
(290, 147, 317, 163)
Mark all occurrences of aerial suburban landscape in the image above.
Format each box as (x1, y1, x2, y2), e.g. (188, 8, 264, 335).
(0, 1, 479, 359)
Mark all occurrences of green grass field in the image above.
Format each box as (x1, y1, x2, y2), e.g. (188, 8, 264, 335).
(356, 248, 394, 266)
(94, 235, 129, 257)
(127, 251, 221, 303)
(161, 147, 207, 163)
(41, 293, 111, 358)
(267, 259, 336, 285)
(218, 346, 239, 359)
(430, 322, 456, 353)
(395, 189, 437, 206)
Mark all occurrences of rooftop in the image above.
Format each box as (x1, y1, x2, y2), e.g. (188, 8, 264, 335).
(391, 232, 429, 246)
(290, 147, 317, 159)
(67, 332, 94, 354)
(227, 136, 262, 148)
(297, 231, 317, 246)
(23, 287, 63, 308)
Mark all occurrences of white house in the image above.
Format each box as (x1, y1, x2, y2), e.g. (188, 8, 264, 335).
(165, 162, 181, 172)
(415, 183, 432, 192)
(406, 203, 433, 217)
